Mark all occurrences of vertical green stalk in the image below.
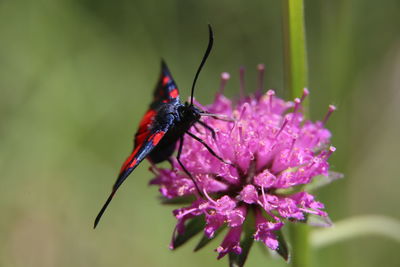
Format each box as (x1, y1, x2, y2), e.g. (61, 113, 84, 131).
(282, 1, 311, 267)
(289, 223, 311, 267)
(282, 0, 309, 109)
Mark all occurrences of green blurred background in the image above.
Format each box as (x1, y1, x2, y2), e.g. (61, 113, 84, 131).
(1, 0, 399, 266)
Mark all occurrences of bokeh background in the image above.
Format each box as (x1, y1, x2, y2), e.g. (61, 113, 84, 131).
(1, 0, 399, 266)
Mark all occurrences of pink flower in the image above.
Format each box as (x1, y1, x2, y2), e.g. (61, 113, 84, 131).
(254, 208, 283, 250)
(150, 67, 337, 260)
(216, 224, 243, 259)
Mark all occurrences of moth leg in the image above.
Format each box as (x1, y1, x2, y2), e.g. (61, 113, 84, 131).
(148, 160, 158, 172)
(192, 124, 203, 134)
(167, 158, 174, 170)
(177, 136, 204, 198)
(185, 131, 232, 166)
(197, 120, 216, 140)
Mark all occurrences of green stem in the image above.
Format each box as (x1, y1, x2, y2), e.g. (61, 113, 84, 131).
(282, 0, 309, 108)
(289, 223, 311, 267)
(282, 1, 310, 267)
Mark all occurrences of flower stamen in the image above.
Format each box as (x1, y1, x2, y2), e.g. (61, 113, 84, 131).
(203, 188, 218, 205)
(301, 88, 310, 102)
(257, 63, 265, 93)
(293, 98, 301, 113)
(323, 104, 336, 125)
(275, 118, 289, 139)
(219, 72, 230, 94)
(239, 67, 246, 97)
(267, 90, 275, 112)
(325, 146, 336, 158)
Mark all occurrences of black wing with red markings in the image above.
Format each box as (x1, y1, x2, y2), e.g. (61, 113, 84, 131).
(151, 60, 180, 109)
(134, 61, 180, 148)
(94, 62, 180, 228)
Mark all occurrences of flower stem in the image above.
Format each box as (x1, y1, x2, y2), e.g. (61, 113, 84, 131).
(282, 1, 311, 267)
(282, 0, 309, 111)
(289, 223, 311, 267)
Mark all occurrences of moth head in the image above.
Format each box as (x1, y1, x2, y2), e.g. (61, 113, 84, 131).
(180, 102, 201, 122)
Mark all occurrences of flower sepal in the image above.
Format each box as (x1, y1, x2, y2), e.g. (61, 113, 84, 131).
(275, 229, 290, 261)
(194, 226, 226, 252)
(171, 215, 205, 250)
(305, 214, 333, 228)
(161, 195, 197, 205)
(303, 171, 344, 192)
(275, 170, 343, 196)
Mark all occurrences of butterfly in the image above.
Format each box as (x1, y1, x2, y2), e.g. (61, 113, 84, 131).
(94, 25, 231, 228)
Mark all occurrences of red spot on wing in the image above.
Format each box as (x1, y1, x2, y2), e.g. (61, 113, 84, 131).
(152, 131, 165, 145)
(135, 130, 149, 148)
(139, 110, 156, 129)
(128, 109, 158, 173)
(135, 109, 156, 147)
(169, 89, 179, 98)
(120, 146, 140, 174)
(162, 76, 170, 86)
(122, 131, 165, 173)
(128, 158, 138, 168)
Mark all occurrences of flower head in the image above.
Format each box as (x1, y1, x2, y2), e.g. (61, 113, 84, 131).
(150, 67, 336, 260)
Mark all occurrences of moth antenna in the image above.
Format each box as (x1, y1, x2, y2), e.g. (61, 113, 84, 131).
(190, 24, 214, 106)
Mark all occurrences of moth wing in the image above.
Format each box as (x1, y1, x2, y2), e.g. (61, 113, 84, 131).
(150, 60, 180, 109)
(94, 126, 169, 228)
